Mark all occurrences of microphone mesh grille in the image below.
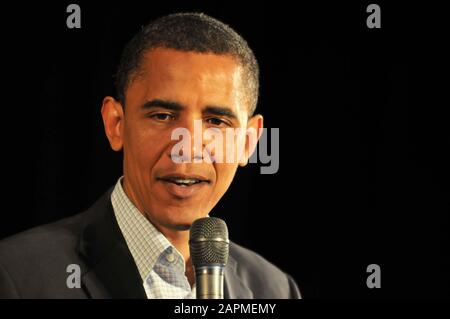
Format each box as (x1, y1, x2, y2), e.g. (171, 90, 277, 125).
(189, 217, 229, 266)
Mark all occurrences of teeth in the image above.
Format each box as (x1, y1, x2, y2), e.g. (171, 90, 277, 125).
(173, 178, 199, 184)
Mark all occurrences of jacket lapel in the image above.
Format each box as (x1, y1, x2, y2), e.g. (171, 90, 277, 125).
(77, 187, 254, 299)
(224, 253, 254, 299)
(77, 188, 147, 299)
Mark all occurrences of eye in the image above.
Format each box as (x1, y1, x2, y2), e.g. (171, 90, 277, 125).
(149, 113, 175, 122)
(205, 117, 230, 127)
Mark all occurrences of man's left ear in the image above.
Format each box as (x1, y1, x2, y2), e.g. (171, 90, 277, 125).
(239, 114, 263, 167)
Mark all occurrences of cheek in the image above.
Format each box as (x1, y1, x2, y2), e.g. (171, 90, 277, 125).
(123, 123, 172, 171)
(214, 163, 238, 192)
(206, 129, 246, 164)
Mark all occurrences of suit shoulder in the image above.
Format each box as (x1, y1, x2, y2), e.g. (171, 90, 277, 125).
(229, 241, 286, 278)
(0, 212, 91, 298)
(0, 187, 112, 255)
(0, 212, 86, 262)
(229, 241, 301, 298)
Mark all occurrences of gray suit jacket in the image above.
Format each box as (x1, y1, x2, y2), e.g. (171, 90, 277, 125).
(0, 188, 301, 299)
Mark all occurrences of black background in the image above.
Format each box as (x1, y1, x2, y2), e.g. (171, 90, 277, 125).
(0, 1, 448, 299)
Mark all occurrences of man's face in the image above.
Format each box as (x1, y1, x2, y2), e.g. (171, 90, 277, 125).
(102, 48, 262, 232)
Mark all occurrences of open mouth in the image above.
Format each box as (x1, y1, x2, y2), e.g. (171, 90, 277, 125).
(157, 175, 210, 187)
(157, 174, 210, 199)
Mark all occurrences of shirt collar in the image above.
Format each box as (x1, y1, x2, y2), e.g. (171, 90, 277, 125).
(111, 176, 185, 281)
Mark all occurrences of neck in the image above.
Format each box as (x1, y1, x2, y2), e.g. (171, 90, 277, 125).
(121, 177, 195, 286)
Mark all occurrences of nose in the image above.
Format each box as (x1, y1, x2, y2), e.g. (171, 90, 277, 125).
(167, 118, 215, 163)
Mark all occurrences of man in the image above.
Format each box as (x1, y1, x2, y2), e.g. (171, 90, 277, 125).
(0, 13, 300, 298)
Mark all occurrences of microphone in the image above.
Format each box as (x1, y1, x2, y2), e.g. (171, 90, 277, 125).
(189, 217, 229, 299)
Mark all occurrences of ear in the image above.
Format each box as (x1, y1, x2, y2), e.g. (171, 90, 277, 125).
(101, 96, 124, 151)
(239, 114, 263, 167)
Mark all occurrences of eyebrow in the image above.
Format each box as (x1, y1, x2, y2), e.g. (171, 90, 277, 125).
(203, 106, 238, 121)
(141, 99, 184, 112)
(141, 99, 239, 121)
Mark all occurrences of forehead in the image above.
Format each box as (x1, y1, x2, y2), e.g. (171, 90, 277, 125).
(126, 48, 246, 113)
(140, 47, 242, 78)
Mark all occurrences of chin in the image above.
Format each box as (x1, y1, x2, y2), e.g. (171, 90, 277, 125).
(162, 219, 194, 232)
(162, 208, 205, 230)
(171, 224, 191, 231)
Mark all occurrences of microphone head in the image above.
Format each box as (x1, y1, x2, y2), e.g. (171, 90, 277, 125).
(189, 217, 229, 267)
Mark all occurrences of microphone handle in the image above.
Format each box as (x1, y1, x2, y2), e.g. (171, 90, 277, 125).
(195, 265, 224, 299)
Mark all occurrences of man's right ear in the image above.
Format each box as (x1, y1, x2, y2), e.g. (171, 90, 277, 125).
(101, 96, 124, 151)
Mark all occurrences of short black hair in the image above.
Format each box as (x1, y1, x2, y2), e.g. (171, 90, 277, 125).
(115, 12, 259, 116)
